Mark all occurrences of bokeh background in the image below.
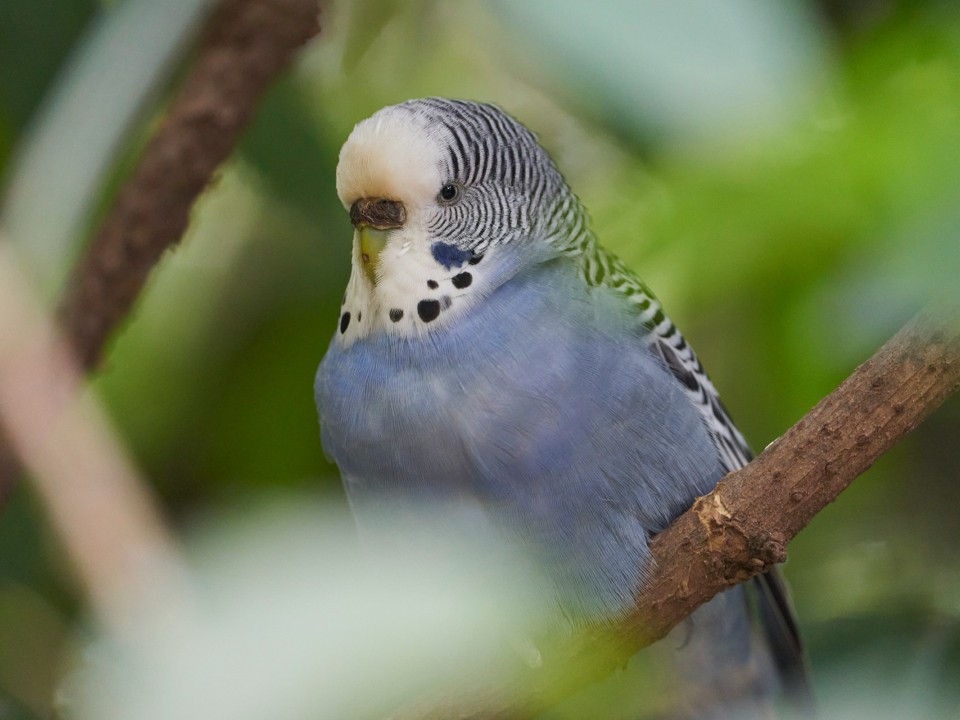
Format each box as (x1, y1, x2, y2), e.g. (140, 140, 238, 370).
(1, 0, 959, 718)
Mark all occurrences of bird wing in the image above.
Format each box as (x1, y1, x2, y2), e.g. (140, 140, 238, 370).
(576, 242, 752, 472)
(579, 241, 812, 707)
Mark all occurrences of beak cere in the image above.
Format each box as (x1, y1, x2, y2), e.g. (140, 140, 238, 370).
(350, 198, 406, 230)
(350, 198, 406, 284)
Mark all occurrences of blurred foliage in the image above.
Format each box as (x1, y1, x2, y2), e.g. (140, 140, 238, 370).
(2, 0, 960, 717)
(61, 504, 558, 720)
(0, 0, 97, 169)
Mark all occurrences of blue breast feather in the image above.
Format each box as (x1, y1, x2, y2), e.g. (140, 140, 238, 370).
(315, 256, 727, 618)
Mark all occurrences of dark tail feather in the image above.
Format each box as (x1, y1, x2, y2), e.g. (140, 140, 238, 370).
(753, 568, 816, 716)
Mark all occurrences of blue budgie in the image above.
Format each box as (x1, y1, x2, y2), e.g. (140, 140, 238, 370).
(315, 98, 809, 718)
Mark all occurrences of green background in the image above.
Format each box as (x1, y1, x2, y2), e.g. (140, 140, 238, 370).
(1, 0, 959, 717)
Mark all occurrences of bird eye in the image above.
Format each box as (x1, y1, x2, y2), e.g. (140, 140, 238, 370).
(438, 183, 462, 204)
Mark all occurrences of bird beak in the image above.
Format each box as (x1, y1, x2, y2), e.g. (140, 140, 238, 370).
(350, 198, 406, 284)
(358, 227, 389, 283)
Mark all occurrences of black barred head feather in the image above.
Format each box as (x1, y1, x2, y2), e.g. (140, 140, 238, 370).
(334, 99, 596, 345)
(337, 99, 587, 256)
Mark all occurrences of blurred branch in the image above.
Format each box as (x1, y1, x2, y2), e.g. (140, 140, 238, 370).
(60, 0, 322, 368)
(0, 244, 185, 635)
(398, 301, 960, 719)
(0, 0, 322, 496)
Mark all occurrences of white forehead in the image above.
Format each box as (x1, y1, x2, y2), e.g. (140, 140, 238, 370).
(336, 106, 446, 210)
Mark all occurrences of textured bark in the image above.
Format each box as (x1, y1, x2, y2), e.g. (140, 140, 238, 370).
(59, 0, 322, 369)
(633, 302, 960, 645)
(396, 301, 960, 719)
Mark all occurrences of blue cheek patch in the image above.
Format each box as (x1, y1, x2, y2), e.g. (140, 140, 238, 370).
(431, 242, 474, 270)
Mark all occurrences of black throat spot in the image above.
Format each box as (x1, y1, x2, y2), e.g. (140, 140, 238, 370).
(417, 299, 441, 323)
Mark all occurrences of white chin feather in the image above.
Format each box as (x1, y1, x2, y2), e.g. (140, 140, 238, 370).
(333, 104, 486, 345)
(335, 226, 486, 346)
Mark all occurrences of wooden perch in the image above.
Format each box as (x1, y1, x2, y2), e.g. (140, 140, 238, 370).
(395, 300, 960, 719)
(631, 302, 960, 646)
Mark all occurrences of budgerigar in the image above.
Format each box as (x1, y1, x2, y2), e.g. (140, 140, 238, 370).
(315, 98, 809, 718)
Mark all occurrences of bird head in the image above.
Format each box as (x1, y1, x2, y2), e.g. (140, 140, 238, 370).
(332, 98, 580, 344)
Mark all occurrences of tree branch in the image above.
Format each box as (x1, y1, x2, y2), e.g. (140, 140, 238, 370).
(396, 301, 960, 719)
(59, 0, 322, 369)
(0, 0, 322, 497)
(0, 244, 186, 637)
(635, 301, 960, 642)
